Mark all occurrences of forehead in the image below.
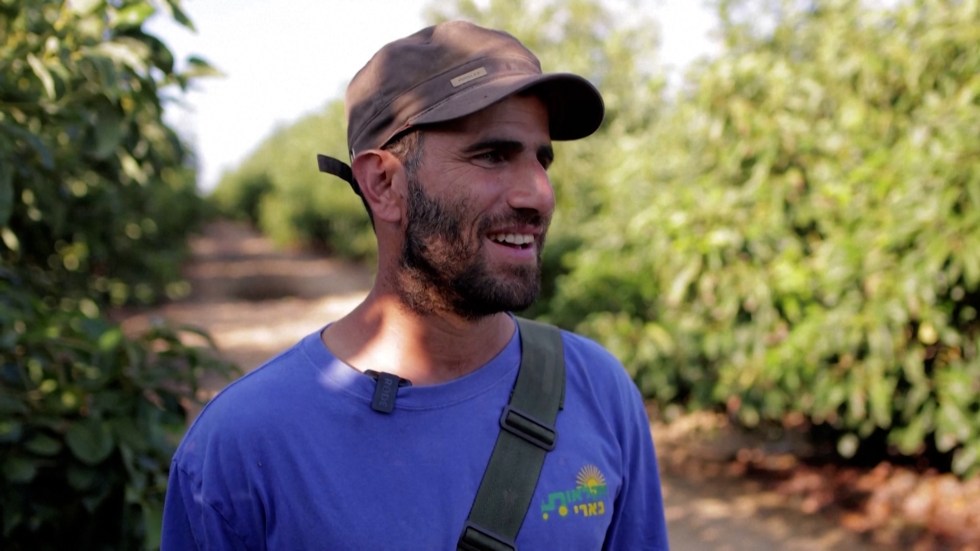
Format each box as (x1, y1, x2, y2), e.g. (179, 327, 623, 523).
(429, 94, 551, 143)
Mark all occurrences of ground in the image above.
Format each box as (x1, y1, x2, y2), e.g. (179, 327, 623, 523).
(121, 221, 979, 550)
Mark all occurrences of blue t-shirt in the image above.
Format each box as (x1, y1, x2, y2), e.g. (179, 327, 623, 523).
(163, 322, 669, 550)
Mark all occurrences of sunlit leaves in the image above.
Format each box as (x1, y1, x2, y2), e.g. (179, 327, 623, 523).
(0, 280, 237, 547)
(546, 0, 980, 476)
(1, 0, 234, 547)
(1, 0, 215, 307)
(111, 3, 155, 30)
(209, 0, 980, 477)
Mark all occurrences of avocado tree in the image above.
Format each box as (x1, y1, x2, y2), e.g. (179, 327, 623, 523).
(1, 1, 233, 548)
(550, 0, 980, 475)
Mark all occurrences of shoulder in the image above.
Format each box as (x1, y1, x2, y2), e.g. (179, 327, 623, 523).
(559, 329, 622, 367)
(559, 328, 632, 385)
(172, 333, 322, 467)
(556, 327, 647, 415)
(195, 341, 309, 419)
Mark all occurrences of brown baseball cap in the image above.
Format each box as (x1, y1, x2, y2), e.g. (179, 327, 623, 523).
(318, 20, 605, 195)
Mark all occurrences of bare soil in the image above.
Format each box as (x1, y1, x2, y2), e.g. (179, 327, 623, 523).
(123, 221, 979, 550)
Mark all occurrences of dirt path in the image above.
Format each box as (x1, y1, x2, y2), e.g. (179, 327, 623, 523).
(129, 221, 901, 550)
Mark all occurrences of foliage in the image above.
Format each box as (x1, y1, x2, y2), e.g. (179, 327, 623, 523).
(0, 276, 235, 550)
(211, 100, 377, 259)
(548, 0, 980, 475)
(1, 0, 235, 548)
(202, 0, 980, 477)
(1, 0, 217, 307)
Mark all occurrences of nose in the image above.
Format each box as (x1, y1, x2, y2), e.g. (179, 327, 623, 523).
(506, 159, 555, 216)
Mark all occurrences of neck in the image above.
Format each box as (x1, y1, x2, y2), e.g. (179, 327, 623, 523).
(321, 289, 515, 385)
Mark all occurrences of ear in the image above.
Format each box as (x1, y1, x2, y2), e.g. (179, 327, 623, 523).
(351, 150, 406, 224)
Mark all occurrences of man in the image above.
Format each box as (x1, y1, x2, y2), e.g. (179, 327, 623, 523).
(163, 20, 669, 550)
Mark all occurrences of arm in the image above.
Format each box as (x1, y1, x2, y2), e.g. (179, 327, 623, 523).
(161, 460, 250, 551)
(603, 386, 670, 550)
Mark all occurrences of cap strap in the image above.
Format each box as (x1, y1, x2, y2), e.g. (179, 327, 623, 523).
(317, 154, 362, 197)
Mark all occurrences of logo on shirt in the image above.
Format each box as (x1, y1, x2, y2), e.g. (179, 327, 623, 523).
(540, 464, 608, 521)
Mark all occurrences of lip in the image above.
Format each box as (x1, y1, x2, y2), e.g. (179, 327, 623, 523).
(485, 226, 542, 262)
(486, 224, 542, 238)
(486, 238, 539, 262)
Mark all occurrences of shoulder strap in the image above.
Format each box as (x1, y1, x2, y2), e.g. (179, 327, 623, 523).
(457, 317, 566, 551)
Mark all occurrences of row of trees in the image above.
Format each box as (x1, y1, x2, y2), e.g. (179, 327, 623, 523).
(555, 0, 980, 471)
(1, 1, 232, 548)
(213, 0, 980, 476)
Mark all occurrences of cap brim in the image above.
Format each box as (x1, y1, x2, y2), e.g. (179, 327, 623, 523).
(409, 73, 604, 141)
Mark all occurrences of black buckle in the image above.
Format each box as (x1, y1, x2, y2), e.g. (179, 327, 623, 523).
(458, 522, 516, 551)
(499, 406, 556, 451)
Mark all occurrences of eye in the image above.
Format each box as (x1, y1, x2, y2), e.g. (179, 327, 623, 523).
(474, 149, 506, 165)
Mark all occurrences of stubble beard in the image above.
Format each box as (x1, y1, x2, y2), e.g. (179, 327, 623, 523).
(397, 178, 547, 321)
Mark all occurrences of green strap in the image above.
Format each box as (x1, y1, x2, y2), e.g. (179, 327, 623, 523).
(457, 317, 565, 551)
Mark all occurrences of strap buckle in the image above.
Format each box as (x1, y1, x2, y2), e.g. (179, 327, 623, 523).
(458, 522, 516, 551)
(499, 405, 557, 451)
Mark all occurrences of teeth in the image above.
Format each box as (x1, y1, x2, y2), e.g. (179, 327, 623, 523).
(491, 233, 534, 245)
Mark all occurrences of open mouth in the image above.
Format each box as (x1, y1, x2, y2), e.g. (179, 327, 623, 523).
(488, 232, 535, 250)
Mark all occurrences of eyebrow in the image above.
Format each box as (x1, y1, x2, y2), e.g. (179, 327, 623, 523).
(461, 139, 555, 165)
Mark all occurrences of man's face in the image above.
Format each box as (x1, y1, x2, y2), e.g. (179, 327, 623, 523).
(395, 95, 556, 319)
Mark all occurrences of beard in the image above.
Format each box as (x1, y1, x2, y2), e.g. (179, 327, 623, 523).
(397, 177, 547, 320)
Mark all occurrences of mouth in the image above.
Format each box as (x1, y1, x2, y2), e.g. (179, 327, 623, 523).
(488, 232, 536, 250)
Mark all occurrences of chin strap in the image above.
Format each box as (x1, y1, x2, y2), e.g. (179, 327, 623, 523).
(458, 317, 565, 551)
(317, 153, 362, 197)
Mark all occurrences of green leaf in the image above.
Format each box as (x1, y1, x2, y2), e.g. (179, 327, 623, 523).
(3, 504, 24, 537)
(25, 433, 62, 456)
(67, 465, 100, 491)
(110, 417, 149, 453)
(69, 0, 104, 16)
(142, 501, 164, 550)
(1, 121, 54, 169)
(98, 326, 124, 352)
(83, 55, 120, 98)
(140, 32, 175, 74)
(182, 56, 223, 78)
(0, 419, 23, 443)
(890, 417, 927, 455)
(81, 483, 112, 512)
(120, 151, 148, 184)
(27, 53, 56, 100)
(0, 163, 12, 226)
(92, 40, 149, 74)
(0, 393, 28, 416)
(868, 375, 894, 428)
(3, 456, 37, 483)
(1, 227, 20, 253)
(935, 400, 970, 453)
(65, 418, 115, 465)
(113, 3, 155, 29)
(164, 0, 196, 31)
(952, 441, 980, 477)
(91, 104, 125, 160)
(837, 433, 860, 458)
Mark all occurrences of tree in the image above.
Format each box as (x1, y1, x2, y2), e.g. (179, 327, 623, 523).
(1, 0, 217, 306)
(211, 99, 377, 260)
(1, 1, 233, 547)
(549, 0, 980, 475)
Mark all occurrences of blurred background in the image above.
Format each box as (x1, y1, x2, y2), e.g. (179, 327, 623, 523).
(2, 0, 978, 549)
